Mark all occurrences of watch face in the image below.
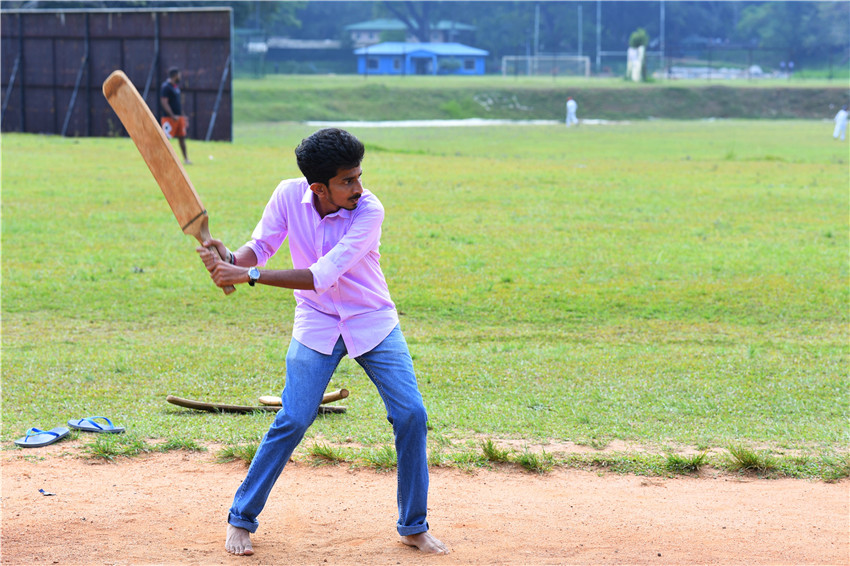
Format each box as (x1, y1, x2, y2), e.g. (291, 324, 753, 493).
(249, 267, 260, 279)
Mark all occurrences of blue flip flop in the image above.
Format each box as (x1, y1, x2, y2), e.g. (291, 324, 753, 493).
(14, 427, 70, 448)
(67, 416, 125, 434)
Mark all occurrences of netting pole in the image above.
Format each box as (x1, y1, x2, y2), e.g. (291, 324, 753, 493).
(61, 13, 90, 137)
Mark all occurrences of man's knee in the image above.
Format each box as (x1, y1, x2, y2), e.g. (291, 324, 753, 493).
(271, 407, 315, 436)
(394, 402, 428, 431)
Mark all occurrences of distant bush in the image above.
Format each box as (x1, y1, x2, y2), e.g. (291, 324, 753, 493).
(439, 58, 462, 73)
(629, 28, 649, 49)
(380, 29, 406, 42)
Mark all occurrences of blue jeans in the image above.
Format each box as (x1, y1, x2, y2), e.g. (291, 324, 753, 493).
(227, 325, 430, 536)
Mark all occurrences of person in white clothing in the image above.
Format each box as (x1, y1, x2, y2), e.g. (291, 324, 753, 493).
(566, 97, 578, 127)
(833, 105, 847, 141)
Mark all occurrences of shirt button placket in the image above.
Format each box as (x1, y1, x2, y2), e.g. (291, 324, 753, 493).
(316, 224, 323, 256)
(331, 281, 343, 319)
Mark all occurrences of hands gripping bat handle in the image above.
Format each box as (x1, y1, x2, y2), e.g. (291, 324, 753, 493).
(201, 240, 236, 296)
(194, 218, 235, 295)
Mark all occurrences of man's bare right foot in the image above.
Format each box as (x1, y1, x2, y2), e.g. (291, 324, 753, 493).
(226, 524, 254, 556)
(400, 531, 449, 555)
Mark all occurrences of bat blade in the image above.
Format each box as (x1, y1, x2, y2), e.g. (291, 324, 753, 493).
(103, 70, 204, 234)
(102, 70, 234, 295)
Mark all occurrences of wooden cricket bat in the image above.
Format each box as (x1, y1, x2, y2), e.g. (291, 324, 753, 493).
(102, 70, 235, 295)
(258, 388, 349, 407)
(166, 395, 346, 415)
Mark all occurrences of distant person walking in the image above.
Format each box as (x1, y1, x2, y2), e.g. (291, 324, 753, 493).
(159, 67, 191, 164)
(565, 97, 578, 127)
(833, 105, 847, 141)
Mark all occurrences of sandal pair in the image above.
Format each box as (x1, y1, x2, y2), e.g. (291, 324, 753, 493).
(14, 416, 124, 448)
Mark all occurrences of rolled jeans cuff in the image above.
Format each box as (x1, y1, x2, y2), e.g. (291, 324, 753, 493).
(397, 521, 429, 537)
(228, 512, 259, 533)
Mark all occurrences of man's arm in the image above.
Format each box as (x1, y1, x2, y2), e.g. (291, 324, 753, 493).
(197, 241, 315, 290)
(161, 97, 176, 118)
(248, 268, 315, 290)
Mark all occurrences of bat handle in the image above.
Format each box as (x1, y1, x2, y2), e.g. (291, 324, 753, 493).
(195, 219, 236, 295)
(209, 245, 237, 295)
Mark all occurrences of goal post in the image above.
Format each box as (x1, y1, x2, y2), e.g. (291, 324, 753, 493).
(501, 55, 591, 77)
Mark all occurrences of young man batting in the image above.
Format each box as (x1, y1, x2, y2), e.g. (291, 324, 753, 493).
(196, 128, 448, 557)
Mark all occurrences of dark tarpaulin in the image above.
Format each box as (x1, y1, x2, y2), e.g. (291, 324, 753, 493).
(1, 8, 232, 141)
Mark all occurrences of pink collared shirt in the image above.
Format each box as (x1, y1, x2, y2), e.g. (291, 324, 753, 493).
(245, 178, 399, 358)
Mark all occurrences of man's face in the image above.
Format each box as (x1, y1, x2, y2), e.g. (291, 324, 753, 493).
(312, 165, 363, 217)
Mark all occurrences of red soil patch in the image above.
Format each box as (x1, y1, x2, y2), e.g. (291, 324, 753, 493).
(1, 443, 847, 565)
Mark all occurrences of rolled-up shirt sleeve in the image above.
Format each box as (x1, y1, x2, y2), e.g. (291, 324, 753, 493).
(309, 202, 383, 295)
(246, 182, 290, 267)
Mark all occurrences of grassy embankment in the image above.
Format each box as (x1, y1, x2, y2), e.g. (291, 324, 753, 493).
(234, 75, 850, 122)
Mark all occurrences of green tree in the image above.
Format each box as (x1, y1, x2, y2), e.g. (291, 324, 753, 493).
(379, 1, 434, 43)
(665, 1, 741, 43)
(629, 27, 649, 48)
(229, 1, 302, 36)
(735, 1, 849, 63)
(286, 2, 374, 41)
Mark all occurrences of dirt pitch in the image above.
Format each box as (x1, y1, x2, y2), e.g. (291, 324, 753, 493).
(1, 442, 847, 566)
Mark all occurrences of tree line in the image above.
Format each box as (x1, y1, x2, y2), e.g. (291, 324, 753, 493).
(7, 1, 849, 67)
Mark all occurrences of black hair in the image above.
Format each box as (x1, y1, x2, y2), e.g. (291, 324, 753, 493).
(168, 67, 180, 78)
(295, 128, 365, 186)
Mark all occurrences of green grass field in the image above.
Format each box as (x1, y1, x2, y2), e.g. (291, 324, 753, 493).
(2, 118, 848, 477)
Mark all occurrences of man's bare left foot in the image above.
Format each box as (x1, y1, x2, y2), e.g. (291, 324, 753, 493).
(225, 524, 254, 556)
(400, 531, 449, 555)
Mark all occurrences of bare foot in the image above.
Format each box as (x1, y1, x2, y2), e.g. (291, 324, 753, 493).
(400, 531, 449, 555)
(225, 524, 254, 556)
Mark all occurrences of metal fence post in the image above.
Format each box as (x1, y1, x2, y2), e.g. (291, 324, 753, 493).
(62, 13, 90, 137)
(205, 53, 231, 142)
(1, 53, 21, 124)
(18, 13, 25, 131)
(142, 12, 160, 102)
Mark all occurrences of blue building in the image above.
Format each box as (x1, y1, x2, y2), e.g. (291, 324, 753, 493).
(354, 42, 488, 76)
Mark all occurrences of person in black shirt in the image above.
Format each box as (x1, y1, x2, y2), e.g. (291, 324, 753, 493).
(159, 67, 191, 164)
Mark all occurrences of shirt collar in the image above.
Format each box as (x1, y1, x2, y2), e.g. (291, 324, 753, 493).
(300, 185, 313, 205)
(300, 185, 352, 219)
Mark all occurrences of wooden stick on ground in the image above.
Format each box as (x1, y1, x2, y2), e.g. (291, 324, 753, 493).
(258, 388, 349, 407)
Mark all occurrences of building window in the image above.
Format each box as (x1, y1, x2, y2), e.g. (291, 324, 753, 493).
(393, 58, 402, 70)
(367, 58, 379, 70)
(464, 59, 475, 71)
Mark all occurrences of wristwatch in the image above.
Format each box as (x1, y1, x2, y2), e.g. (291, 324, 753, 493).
(248, 267, 260, 287)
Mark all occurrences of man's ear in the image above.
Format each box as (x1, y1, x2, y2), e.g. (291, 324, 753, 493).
(309, 182, 327, 198)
